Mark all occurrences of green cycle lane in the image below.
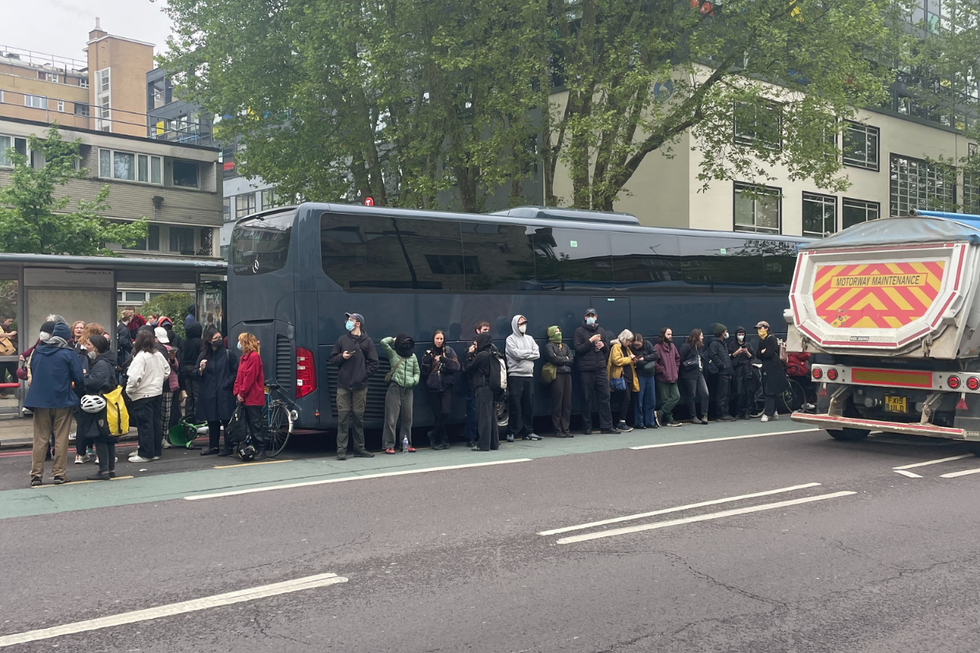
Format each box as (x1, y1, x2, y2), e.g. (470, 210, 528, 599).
(0, 421, 818, 520)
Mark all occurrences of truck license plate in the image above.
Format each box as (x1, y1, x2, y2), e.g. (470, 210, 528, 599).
(885, 396, 907, 413)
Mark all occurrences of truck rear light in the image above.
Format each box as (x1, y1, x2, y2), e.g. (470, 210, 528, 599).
(812, 367, 823, 380)
(827, 368, 838, 381)
(948, 375, 961, 390)
(296, 347, 317, 398)
(969, 377, 980, 391)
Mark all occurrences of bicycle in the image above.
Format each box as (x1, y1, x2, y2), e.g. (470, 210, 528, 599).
(263, 380, 299, 457)
(750, 373, 807, 418)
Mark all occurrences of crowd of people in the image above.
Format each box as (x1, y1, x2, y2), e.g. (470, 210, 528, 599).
(25, 309, 271, 487)
(329, 308, 790, 459)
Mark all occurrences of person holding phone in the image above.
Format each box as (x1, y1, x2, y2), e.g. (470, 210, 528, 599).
(328, 312, 378, 460)
(728, 326, 756, 420)
(196, 327, 238, 456)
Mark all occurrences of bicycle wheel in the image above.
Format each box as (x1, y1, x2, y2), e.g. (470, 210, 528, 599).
(749, 386, 766, 418)
(264, 402, 291, 457)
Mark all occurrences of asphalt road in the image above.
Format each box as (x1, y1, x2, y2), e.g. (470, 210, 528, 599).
(3, 423, 980, 652)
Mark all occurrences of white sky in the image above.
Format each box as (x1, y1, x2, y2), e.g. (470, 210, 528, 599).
(0, 0, 173, 63)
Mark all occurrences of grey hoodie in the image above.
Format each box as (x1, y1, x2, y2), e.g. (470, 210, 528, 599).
(505, 315, 540, 377)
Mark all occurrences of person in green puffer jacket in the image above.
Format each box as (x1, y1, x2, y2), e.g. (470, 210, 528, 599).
(380, 334, 420, 454)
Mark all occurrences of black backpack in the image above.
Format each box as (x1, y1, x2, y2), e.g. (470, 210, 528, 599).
(488, 351, 508, 400)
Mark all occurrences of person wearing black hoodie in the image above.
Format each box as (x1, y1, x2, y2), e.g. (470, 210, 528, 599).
(181, 322, 204, 422)
(463, 331, 499, 451)
(728, 326, 756, 419)
(328, 312, 378, 460)
(705, 323, 735, 421)
(572, 308, 616, 434)
(421, 330, 459, 450)
(78, 335, 119, 480)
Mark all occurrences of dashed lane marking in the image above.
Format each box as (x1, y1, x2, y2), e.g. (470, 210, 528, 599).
(0, 573, 348, 648)
(629, 428, 819, 450)
(894, 470, 923, 478)
(893, 454, 973, 470)
(538, 482, 822, 536)
(940, 467, 980, 479)
(555, 491, 857, 545)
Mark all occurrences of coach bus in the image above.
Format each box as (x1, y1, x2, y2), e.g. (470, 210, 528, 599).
(227, 202, 809, 434)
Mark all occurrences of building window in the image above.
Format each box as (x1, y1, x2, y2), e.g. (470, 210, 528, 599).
(170, 226, 196, 254)
(802, 192, 838, 237)
(122, 224, 161, 251)
(56, 100, 64, 112)
(98, 149, 162, 185)
(24, 95, 47, 109)
(0, 135, 28, 167)
(261, 189, 279, 210)
(79, 78, 89, 89)
(236, 193, 256, 219)
(842, 122, 879, 171)
(889, 154, 956, 216)
(733, 100, 782, 150)
(44, 72, 60, 83)
(223, 198, 232, 222)
(74, 102, 89, 117)
(199, 227, 214, 256)
(97, 68, 110, 94)
(842, 198, 881, 229)
(172, 160, 199, 188)
(734, 183, 781, 234)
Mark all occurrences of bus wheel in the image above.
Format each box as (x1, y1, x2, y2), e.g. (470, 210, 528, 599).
(964, 442, 980, 457)
(829, 428, 870, 442)
(495, 400, 509, 429)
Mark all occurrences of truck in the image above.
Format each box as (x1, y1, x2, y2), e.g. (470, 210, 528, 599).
(787, 210, 980, 448)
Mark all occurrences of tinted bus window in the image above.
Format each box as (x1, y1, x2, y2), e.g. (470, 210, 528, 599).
(232, 211, 294, 276)
(532, 228, 613, 291)
(320, 213, 464, 290)
(610, 233, 683, 291)
(460, 221, 536, 291)
(679, 236, 765, 288)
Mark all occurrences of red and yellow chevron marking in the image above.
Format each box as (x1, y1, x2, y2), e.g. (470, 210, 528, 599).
(812, 261, 946, 329)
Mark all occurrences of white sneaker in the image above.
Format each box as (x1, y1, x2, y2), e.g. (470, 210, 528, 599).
(772, 412, 779, 420)
(129, 455, 152, 463)
(761, 414, 769, 423)
(68, 432, 77, 442)
(150, 455, 161, 461)
(162, 439, 172, 449)
(74, 454, 84, 464)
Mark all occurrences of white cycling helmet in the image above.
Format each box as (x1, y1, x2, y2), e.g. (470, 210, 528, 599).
(80, 394, 106, 414)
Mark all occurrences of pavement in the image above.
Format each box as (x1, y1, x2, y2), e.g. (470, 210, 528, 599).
(0, 415, 139, 449)
(3, 418, 980, 651)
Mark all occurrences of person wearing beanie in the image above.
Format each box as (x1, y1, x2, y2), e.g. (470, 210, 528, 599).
(544, 326, 574, 438)
(25, 321, 84, 486)
(328, 312, 378, 460)
(705, 323, 735, 421)
(379, 333, 420, 454)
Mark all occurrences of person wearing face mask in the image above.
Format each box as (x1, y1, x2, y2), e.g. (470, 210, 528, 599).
(464, 331, 499, 451)
(421, 330, 459, 450)
(379, 333, 420, 454)
(465, 321, 492, 447)
(505, 315, 541, 442)
(755, 320, 787, 422)
(234, 332, 269, 459)
(72, 324, 105, 464)
(728, 326, 756, 419)
(574, 308, 617, 434)
(328, 312, 379, 460)
(544, 326, 574, 438)
(705, 323, 735, 422)
(654, 327, 682, 427)
(630, 333, 659, 429)
(196, 328, 239, 456)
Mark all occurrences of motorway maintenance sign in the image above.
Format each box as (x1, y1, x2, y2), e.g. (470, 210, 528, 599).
(812, 261, 946, 329)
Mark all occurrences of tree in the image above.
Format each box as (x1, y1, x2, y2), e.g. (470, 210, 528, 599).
(0, 127, 147, 255)
(141, 292, 194, 339)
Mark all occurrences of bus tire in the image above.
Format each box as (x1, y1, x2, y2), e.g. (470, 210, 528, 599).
(964, 442, 980, 457)
(828, 428, 870, 442)
(495, 400, 509, 429)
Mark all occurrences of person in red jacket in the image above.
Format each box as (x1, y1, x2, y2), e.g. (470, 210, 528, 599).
(233, 332, 269, 458)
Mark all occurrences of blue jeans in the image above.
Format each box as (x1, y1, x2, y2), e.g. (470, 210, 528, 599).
(634, 375, 656, 427)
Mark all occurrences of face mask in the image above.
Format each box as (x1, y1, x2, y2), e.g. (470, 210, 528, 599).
(737, 334, 744, 343)
(237, 342, 242, 350)
(723, 332, 729, 340)
(345, 320, 355, 332)
(586, 317, 596, 326)
(87, 350, 97, 360)
(758, 330, 767, 338)
(39, 333, 51, 342)
(213, 341, 223, 350)
(518, 324, 527, 335)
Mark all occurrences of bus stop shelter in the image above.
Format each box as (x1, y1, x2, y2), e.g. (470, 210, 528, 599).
(0, 254, 226, 417)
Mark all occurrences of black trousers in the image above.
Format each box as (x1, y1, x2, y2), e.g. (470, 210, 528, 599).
(133, 395, 163, 458)
(714, 375, 731, 418)
(551, 373, 572, 435)
(613, 388, 631, 425)
(208, 420, 229, 451)
(764, 394, 778, 417)
(184, 376, 200, 422)
(474, 386, 499, 451)
(680, 375, 709, 420)
(579, 370, 613, 431)
(90, 434, 116, 473)
(243, 404, 268, 445)
(507, 376, 534, 438)
(428, 388, 453, 446)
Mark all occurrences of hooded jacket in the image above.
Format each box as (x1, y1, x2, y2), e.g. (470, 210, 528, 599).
(24, 324, 84, 410)
(197, 343, 238, 421)
(573, 321, 610, 373)
(181, 322, 204, 375)
(544, 327, 574, 375)
(116, 321, 133, 359)
(329, 330, 379, 390)
(705, 334, 734, 377)
(421, 342, 460, 392)
(464, 332, 494, 391)
(728, 328, 755, 371)
(126, 347, 170, 401)
(505, 315, 540, 378)
(631, 339, 659, 377)
(380, 335, 421, 388)
(654, 339, 680, 384)
(185, 304, 197, 331)
(76, 350, 119, 441)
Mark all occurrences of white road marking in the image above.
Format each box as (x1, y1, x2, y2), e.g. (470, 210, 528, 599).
(893, 454, 973, 470)
(0, 573, 348, 648)
(894, 470, 923, 478)
(185, 458, 533, 500)
(555, 491, 856, 545)
(629, 428, 819, 450)
(538, 482, 822, 536)
(940, 467, 980, 479)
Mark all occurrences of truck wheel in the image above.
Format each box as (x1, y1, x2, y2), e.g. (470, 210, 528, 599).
(828, 428, 870, 442)
(964, 442, 980, 457)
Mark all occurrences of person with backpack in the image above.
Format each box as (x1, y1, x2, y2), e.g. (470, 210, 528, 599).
(705, 323, 735, 422)
(756, 320, 788, 422)
(630, 334, 659, 429)
(464, 321, 492, 448)
(380, 334, 420, 454)
(573, 308, 617, 434)
(77, 334, 119, 480)
(654, 328, 682, 427)
(196, 328, 239, 456)
(328, 312, 378, 460)
(421, 330, 459, 450)
(464, 331, 499, 451)
(607, 330, 638, 433)
(505, 315, 540, 442)
(544, 326, 574, 438)
(678, 329, 710, 425)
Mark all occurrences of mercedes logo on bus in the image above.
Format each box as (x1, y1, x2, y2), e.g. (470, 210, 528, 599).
(253, 259, 260, 273)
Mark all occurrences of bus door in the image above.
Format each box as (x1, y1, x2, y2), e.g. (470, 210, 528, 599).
(591, 297, 631, 334)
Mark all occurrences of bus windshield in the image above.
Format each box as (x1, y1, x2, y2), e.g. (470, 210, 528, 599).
(232, 210, 295, 276)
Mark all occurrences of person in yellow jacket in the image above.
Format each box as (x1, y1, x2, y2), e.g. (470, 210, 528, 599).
(607, 329, 639, 433)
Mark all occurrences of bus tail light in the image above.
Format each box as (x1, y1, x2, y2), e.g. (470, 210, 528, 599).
(296, 347, 317, 398)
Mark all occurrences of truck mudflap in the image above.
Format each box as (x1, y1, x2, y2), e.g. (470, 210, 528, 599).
(791, 412, 972, 440)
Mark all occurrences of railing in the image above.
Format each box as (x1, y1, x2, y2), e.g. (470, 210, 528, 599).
(0, 45, 87, 74)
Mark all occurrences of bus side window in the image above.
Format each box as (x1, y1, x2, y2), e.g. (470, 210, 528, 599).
(460, 222, 536, 291)
(609, 233, 682, 292)
(532, 228, 613, 291)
